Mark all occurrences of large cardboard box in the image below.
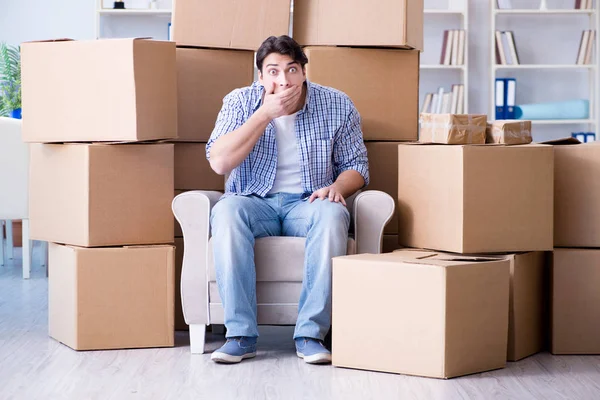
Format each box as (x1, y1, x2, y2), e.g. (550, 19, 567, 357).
(502, 252, 548, 361)
(21, 38, 177, 143)
(397, 144, 554, 253)
(394, 249, 548, 361)
(174, 238, 188, 331)
(294, 0, 423, 50)
(551, 249, 600, 354)
(48, 243, 175, 351)
(551, 141, 600, 247)
(30, 143, 174, 247)
(176, 47, 254, 142)
(332, 251, 510, 378)
(173, 0, 291, 51)
(366, 142, 401, 234)
(174, 143, 225, 190)
(304, 47, 419, 141)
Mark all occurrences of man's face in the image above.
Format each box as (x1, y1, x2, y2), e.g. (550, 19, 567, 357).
(258, 53, 306, 94)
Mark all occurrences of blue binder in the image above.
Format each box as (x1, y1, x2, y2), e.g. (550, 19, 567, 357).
(504, 78, 516, 119)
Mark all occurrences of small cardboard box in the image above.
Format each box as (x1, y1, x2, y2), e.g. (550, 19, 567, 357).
(419, 113, 487, 145)
(294, 0, 423, 50)
(30, 143, 174, 247)
(551, 248, 600, 355)
(486, 120, 533, 145)
(21, 38, 177, 143)
(172, 0, 291, 51)
(174, 143, 225, 190)
(545, 139, 600, 247)
(175, 47, 254, 142)
(397, 143, 554, 253)
(304, 47, 419, 141)
(48, 243, 175, 351)
(332, 251, 510, 378)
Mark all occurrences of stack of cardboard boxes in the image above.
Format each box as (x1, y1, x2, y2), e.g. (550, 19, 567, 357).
(170, 0, 292, 330)
(21, 38, 178, 351)
(293, 0, 423, 250)
(547, 138, 600, 355)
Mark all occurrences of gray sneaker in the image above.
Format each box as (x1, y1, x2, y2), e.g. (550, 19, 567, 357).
(211, 337, 257, 364)
(295, 337, 332, 364)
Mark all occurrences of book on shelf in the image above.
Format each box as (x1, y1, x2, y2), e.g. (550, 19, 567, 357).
(440, 30, 466, 66)
(421, 84, 465, 114)
(575, 0, 594, 9)
(495, 31, 520, 65)
(577, 30, 596, 64)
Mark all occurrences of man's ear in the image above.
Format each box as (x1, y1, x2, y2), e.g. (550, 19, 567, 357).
(257, 69, 263, 83)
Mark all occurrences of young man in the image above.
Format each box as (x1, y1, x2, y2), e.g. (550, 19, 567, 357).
(206, 35, 369, 364)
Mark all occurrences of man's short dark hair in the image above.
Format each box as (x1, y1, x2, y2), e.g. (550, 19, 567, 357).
(256, 35, 309, 72)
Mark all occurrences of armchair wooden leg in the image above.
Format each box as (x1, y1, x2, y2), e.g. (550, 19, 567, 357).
(190, 324, 207, 354)
(6, 220, 13, 260)
(22, 219, 30, 280)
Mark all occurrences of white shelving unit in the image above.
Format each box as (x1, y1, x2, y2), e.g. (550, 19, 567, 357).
(421, 1, 469, 113)
(489, 1, 600, 132)
(95, 0, 173, 40)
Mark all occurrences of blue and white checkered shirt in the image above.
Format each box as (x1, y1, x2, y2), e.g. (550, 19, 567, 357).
(206, 80, 369, 198)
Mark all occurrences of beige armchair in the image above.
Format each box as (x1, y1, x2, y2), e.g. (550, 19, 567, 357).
(172, 189, 395, 354)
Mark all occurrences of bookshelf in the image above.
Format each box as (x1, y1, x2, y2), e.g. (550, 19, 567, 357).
(420, 0, 469, 114)
(489, 0, 600, 133)
(95, 0, 173, 40)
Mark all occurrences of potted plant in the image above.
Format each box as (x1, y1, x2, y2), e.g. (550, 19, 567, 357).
(0, 43, 21, 119)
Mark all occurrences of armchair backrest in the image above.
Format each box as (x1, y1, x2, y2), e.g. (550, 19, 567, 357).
(0, 117, 29, 219)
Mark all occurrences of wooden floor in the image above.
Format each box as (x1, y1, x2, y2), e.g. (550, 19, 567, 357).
(2, 244, 600, 400)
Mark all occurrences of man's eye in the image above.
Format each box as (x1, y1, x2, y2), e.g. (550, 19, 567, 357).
(269, 70, 277, 75)
(290, 67, 297, 73)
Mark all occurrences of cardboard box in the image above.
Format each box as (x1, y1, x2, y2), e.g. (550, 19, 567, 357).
(174, 190, 185, 238)
(176, 47, 254, 142)
(174, 143, 225, 190)
(332, 251, 510, 378)
(419, 114, 487, 145)
(550, 141, 600, 247)
(21, 38, 177, 143)
(551, 248, 600, 354)
(366, 142, 402, 234)
(394, 249, 548, 361)
(294, 0, 423, 50)
(397, 144, 554, 253)
(3, 220, 23, 247)
(486, 120, 533, 145)
(30, 143, 174, 247)
(48, 243, 175, 350)
(304, 47, 419, 141)
(174, 238, 188, 331)
(173, 0, 291, 51)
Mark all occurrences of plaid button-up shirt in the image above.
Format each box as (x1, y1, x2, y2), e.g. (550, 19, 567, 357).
(206, 80, 369, 198)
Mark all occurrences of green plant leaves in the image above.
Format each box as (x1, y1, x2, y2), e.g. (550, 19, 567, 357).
(0, 42, 21, 113)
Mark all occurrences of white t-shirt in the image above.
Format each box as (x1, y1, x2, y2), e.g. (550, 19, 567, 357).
(268, 112, 303, 194)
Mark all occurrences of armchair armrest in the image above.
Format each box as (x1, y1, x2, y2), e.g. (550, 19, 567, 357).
(172, 190, 223, 326)
(353, 190, 395, 254)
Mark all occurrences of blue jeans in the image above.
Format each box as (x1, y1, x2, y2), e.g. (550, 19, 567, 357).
(210, 193, 350, 341)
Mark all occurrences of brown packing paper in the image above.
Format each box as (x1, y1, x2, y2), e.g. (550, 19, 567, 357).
(486, 120, 532, 145)
(419, 113, 487, 144)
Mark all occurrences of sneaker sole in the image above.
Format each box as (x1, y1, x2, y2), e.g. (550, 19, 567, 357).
(211, 351, 256, 364)
(296, 351, 332, 364)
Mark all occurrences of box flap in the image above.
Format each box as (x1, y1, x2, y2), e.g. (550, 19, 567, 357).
(22, 38, 74, 44)
(540, 137, 581, 145)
